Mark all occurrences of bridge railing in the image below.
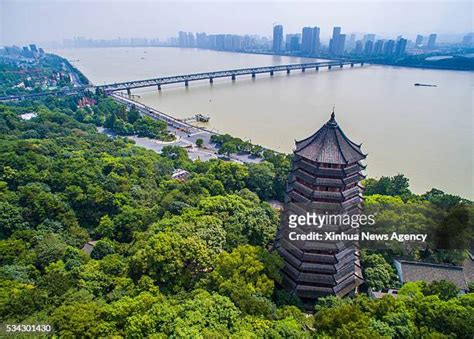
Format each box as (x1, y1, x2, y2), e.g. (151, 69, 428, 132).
(98, 60, 362, 92)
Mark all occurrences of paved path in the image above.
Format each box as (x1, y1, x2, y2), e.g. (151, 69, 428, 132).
(100, 96, 263, 164)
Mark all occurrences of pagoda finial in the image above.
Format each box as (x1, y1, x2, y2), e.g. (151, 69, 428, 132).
(326, 106, 337, 127)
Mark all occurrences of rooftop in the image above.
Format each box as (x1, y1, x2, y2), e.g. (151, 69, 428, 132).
(394, 259, 469, 291)
(81, 240, 98, 255)
(295, 111, 366, 165)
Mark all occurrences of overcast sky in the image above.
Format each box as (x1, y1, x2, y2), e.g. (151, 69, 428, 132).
(1, 0, 472, 45)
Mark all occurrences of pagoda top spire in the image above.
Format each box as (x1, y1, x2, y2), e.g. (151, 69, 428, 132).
(328, 107, 337, 126)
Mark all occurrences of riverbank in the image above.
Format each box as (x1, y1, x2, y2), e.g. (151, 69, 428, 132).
(155, 46, 474, 71)
(108, 93, 263, 164)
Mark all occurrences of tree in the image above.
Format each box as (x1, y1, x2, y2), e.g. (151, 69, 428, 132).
(161, 145, 189, 168)
(34, 233, 68, 269)
(422, 280, 459, 300)
(208, 161, 248, 192)
(314, 302, 377, 337)
(361, 252, 397, 291)
(364, 174, 411, 198)
(195, 138, 204, 148)
(245, 162, 276, 200)
(218, 142, 238, 157)
(104, 111, 117, 129)
(432, 205, 472, 252)
(170, 290, 240, 337)
(96, 215, 114, 239)
(210, 245, 282, 315)
(50, 301, 112, 337)
(130, 231, 212, 292)
(91, 238, 115, 260)
(422, 188, 465, 209)
(197, 194, 278, 249)
(0, 201, 27, 239)
(127, 107, 140, 124)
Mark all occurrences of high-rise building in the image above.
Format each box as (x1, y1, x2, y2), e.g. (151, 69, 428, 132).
(285, 34, 300, 52)
(208, 35, 218, 49)
(364, 40, 373, 55)
(363, 34, 375, 44)
(231, 35, 242, 50)
(224, 34, 233, 50)
(462, 33, 474, 47)
(275, 111, 366, 305)
(301, 27, 313, 53)
(348, 34, 357, 49)
(29, 44, 38, 53)
(373, 40, 384, 54)
(22, 46, 31, 57)
(415, 35, 424, 46)
(273, 25, 284, 53)
(329, 27, 346, 56)
(177, 32, 195, 47)
(178, 31, 188, 47)
(427, 33, 437, 49)
(383, 40, 395, 56)
(354, 41, 363, 55)
(301, 27, 320, 55)
(215, 34, 225, 50)
(187, 33, 195, 47)
(394, 38, 407, 58)
(196, 33, 208, 48)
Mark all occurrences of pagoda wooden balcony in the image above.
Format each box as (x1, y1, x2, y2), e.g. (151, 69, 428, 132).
(288, 190, 310, 203)
(341, 185, 363, 199)
(292, 169, 345, 188)
(300, 262, 337, 274)
(343, 172, 366, 186)
(296, 159, 344, 177)
(295, 285, 334, 298)
(343, 162, 366, 176)
(297, 272, 336, 285)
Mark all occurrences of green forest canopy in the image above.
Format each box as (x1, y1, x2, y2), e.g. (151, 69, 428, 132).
(0, 96, 473, 337)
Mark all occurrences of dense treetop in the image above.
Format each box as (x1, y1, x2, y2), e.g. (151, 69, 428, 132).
(0, 90, 472, 337)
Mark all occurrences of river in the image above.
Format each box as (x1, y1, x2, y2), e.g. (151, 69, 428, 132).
(51, 47, 473, 199)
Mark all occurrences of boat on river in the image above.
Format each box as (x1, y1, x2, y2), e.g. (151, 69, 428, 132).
(414, 83, 437, 87)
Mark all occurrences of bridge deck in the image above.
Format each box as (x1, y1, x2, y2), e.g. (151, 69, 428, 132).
(97, 60, 363, 93)
(0, 60, 365, 101)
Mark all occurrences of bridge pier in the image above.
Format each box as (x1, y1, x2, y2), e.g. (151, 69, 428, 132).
(98, 61, 366, 93)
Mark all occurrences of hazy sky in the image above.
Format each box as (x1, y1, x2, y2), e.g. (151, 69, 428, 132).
(1, 0, 472, 45)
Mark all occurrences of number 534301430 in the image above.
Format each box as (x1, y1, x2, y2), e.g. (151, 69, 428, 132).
(4, 324, 52, 333)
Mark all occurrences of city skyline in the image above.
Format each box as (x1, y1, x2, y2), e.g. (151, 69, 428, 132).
(1, 0, 472, 46)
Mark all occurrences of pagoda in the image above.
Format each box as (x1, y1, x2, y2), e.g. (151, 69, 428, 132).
(275, 111, 366, 304)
